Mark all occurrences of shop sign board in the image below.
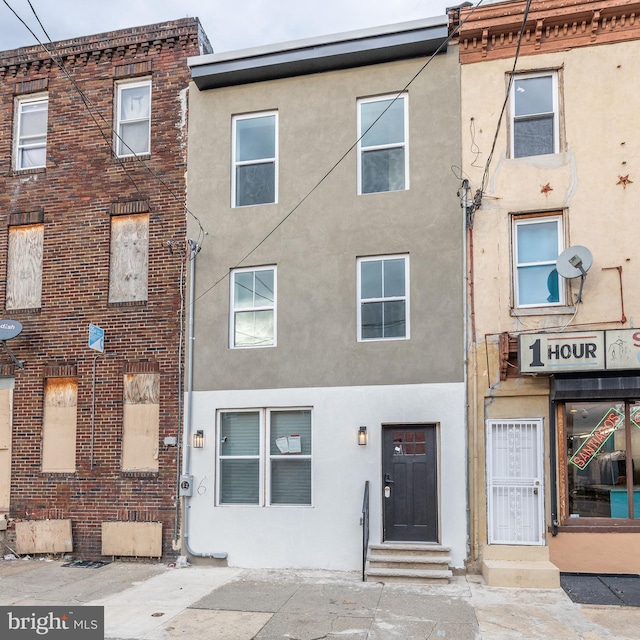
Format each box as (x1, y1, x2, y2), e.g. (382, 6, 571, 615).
(519, 328, 640, 374)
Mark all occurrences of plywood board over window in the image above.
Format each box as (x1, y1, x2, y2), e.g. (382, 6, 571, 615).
(122, 372, 159, 471)
(6, 223, 43, 310)
(42, 377, 77, 473)
(108, 214, 149, 303)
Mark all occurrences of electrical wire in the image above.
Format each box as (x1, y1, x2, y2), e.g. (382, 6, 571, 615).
(193, 0, 487, 304)
(4, 0, 207, 250)
(479, 0, 533, 199)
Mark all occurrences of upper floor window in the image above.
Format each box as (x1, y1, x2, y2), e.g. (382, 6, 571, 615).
(230, 266, 276, 348)
(511, 71, 559, 158)
(115, 79, 151, 157)
(357, 255, 409, 341)
(513, 214, 564, 308)
(357, 94, 408, 194)
(6, 223, 44, 310)
(232, 112, 277, 207)
(15, 95, 48, 170)
(108, 214, 149, 303)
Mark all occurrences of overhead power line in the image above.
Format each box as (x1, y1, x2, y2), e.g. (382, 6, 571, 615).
(193, 0, 486, 304)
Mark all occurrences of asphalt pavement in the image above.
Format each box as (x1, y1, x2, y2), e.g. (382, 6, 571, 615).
(0, 557, 639, 639)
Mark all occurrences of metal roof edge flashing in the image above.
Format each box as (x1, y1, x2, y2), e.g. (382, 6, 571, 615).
(189, 16, 448, 90)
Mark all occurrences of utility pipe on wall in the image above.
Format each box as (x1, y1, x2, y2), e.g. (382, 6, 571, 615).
(181, 239, 227, 560)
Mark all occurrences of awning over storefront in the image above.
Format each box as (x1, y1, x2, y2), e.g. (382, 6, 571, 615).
(552, 375, 640, 400)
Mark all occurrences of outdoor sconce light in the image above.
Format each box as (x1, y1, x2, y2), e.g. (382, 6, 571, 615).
(193, 430, 204, 449)
(358, 426, 368, 446)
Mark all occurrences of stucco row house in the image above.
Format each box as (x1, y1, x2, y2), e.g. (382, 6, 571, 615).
(1, 0, 639, 588)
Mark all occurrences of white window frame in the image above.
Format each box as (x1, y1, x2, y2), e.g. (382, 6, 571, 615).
(357, 93, 409, 195)
(510, 71, 559, 159)
(230, 265, 277, 349)
(115, 79, 151, 157)
(512, 214, 564, 309)
(231, 111, 278, 207)
(216, 408, 313, 507)
(14, 94, 48, 170)
(357, 254, 410, 342)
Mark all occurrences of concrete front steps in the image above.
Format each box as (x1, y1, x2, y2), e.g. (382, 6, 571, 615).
(481, 544, 560, 589)
(365, 543, 453, 584)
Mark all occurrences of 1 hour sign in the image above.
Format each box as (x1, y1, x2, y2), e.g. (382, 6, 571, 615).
(519, 329, 640, 373)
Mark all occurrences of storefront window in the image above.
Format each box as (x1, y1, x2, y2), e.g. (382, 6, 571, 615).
(566, 401, 640, 519)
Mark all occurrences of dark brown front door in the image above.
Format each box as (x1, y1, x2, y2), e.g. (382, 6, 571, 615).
(382, 424, 438, 542)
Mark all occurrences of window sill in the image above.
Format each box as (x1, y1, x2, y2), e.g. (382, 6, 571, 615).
(4, 307, 42, 315)
(511, 305, 575, 317)
(108, 300, 147, 308)
(12, 167, 46, 176)
(114, 154, 151, 163)
(121, 471, 158, 478)
(557, 519, 640, 533)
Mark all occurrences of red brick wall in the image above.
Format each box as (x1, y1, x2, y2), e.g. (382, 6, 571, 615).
(0, 19, 204, 559)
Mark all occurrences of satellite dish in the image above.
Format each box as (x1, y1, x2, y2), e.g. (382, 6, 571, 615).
(555, 245, 593, 303)
(556, 246, 593, 279)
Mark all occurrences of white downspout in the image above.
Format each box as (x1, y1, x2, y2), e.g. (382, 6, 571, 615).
(181, 239, 227, 560)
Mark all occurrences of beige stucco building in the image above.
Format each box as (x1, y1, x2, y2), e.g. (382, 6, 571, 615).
(458, 0, 640, 586)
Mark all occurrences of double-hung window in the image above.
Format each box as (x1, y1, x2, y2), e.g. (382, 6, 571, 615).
(513, 214, 563, 308)
(511, 71, 559, 158)
(15, 94, 48, 170)
(232, 112, 277, 207)
(230, 266, 276, 348)
(357, 94, 408, 194)
(115, 79, 151, 157)
(357, 255, 409, 341)
(218, 408, 312, 506)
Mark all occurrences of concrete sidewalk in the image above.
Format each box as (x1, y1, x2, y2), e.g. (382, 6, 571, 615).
(0, 558, 639, 639)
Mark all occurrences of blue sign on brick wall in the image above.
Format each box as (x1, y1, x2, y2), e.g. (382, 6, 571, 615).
(88, 324, 104, 353)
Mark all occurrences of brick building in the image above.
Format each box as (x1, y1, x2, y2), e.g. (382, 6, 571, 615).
(0, 19, 211, 559)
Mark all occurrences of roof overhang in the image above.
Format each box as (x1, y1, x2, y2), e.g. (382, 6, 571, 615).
(189, 17, 449, 90)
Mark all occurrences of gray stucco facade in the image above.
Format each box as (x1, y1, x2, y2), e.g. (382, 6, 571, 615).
(187, 20, 463, 392)
(183, 19, 467, 572)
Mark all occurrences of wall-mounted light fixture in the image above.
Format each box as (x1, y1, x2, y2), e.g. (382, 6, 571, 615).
(358, 426, 368, 446)
(193, 430, 204, 449)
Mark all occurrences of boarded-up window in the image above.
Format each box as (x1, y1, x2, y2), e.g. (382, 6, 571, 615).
(0, 385, 13, 511)
(42, 378, 77, 473)
(122, 372, 159, 471)
(108, 214, 148, 303)
(6, 224, 43, 310)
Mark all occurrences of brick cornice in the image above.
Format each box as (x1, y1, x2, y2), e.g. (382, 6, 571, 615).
(0, 18, 206, 78)
(457, 0, 640, 63)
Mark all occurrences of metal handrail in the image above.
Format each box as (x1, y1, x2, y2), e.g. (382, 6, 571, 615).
(361, 480, 370, 582)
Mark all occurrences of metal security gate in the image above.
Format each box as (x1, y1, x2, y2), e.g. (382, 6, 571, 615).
(486, 419, 544, 545)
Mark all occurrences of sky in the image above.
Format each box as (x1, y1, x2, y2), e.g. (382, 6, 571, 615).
(0, 0, 457, 54)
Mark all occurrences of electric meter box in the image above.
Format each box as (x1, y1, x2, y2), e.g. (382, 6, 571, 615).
(179, 474, 193, 497)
